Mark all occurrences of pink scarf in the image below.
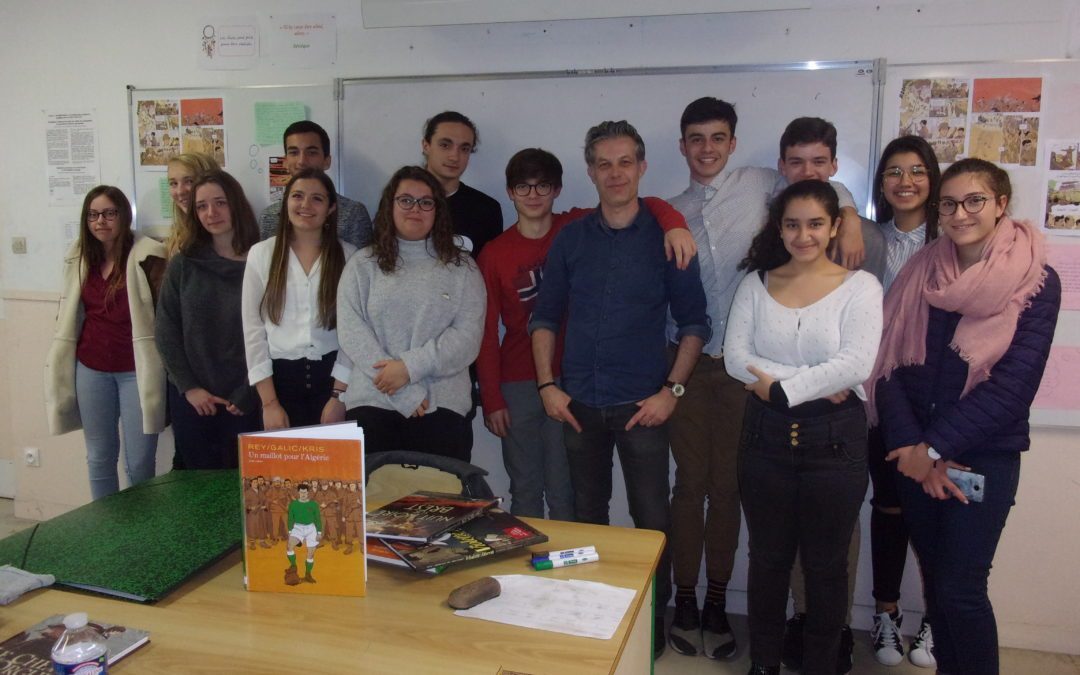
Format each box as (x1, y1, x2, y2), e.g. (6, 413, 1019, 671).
(866, 217, 1047, 426)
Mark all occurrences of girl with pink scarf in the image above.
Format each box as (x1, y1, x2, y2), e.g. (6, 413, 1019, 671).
(869, 158, 1060, 675)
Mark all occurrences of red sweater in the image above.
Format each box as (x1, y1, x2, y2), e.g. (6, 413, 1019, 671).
(77, 270, 136, 372)
(476, 198, 687, 413)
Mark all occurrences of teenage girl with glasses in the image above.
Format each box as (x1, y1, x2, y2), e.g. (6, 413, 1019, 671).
(337, 165, 485, 461)
(869, 158, 1059, 675)
(45, 186, 167, 499)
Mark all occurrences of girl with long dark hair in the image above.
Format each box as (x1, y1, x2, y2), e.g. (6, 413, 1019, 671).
(242, 168, 355, 429)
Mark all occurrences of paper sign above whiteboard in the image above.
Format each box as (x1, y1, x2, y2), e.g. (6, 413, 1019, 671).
(266, 14, 336, 69)
(198, 16, 258, 71)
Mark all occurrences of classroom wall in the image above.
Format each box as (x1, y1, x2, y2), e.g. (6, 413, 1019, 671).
(1, 0, 1077, 655)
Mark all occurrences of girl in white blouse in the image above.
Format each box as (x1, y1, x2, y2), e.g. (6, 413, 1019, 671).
(724, 180, 882, 675)
(242, 168, 356, 430)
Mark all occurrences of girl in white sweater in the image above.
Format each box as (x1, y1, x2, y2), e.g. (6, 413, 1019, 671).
(724, 180, 882, 675)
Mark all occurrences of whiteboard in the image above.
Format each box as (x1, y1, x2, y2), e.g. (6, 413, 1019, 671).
(881, 60, 1080, 428)
(339, 61, 882, 229)
(126, 83, 337, 237)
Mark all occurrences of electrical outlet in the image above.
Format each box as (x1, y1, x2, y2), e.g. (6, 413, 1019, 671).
(11, 237, 27, 254)
(24, 447, 40, 468)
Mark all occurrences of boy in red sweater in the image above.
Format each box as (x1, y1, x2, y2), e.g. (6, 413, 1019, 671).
(477, 148, 693, 519)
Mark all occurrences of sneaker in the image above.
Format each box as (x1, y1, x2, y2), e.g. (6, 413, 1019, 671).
(781, 613, 805, 671)
(836, 624, 854, 674)
(908, 618, 936, 668)
(871, 609, 905, 666)
(668, 598, 702, 656)
(701, 600, 738, 659)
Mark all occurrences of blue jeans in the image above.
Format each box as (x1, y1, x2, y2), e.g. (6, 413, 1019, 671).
(75, 362, 159, 500)
(738, 395, 867, 675)
(899, 452, 1020, 675)
(500, 380, 574, 520)
(563, 400, 672, 615)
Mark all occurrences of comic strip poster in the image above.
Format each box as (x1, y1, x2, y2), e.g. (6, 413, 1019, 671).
(269, 156, 288, 201)
(180, 98, 226, 167)
(137, 99, 180, 167)
(969, 78, 1041, 167)
(1044, 140, 1080, 236)
(898, 78, 969, 163)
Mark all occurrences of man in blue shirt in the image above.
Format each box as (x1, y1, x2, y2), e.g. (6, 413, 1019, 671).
(529, 120, 710, 658)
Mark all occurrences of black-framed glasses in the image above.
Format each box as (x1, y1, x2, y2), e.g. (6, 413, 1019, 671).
(938, 195, 990, 216)
(512, 182, 554, 197)
(882, 166, 929, 183)
(394, 195, 436, 212)
(87, 209, 120, 222)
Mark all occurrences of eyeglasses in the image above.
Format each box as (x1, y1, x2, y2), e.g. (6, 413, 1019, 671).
(394, 195, 436, 212)
(512, 182, 554, 197)
(882, 166, 930, 183)
(938, 195, 990, 216)
(87, 209, 120, 222)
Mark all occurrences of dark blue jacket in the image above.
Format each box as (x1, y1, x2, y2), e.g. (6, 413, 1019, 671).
(876, 267, 1060, 461)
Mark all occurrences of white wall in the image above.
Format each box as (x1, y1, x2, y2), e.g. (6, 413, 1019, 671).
(1, 0, 1077, 655)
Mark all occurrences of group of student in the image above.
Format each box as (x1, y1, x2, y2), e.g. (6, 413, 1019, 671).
(42, 95, 1058, 675)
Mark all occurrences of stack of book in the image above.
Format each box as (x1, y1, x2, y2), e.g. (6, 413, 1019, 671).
(365, 491, 548, 574)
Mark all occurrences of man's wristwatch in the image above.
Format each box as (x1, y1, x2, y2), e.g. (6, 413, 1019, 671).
(664, 380, 686, 398)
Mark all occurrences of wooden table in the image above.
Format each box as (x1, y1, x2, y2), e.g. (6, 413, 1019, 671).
(1, 518, 662, 674)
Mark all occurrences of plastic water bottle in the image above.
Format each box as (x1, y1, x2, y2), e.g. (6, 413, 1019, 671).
(49, 612, 108, 674)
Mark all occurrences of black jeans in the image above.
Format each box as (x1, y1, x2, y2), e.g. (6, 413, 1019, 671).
(563, 400, 672, 616)
(738, 395, 867, 674)
(169, 384, 261, 470)
(345, 405, 472, 462)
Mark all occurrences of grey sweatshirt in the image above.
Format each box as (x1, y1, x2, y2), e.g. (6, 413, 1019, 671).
(336, 238, 485, 417)
(155, 245, 257, 413)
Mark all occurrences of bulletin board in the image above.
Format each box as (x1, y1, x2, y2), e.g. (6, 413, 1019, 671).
(881, 60, 1080, 427)
(337, 60, 885, 229)
(126, 83, 337, 238)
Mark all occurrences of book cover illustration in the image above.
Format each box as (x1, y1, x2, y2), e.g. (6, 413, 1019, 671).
(384, 508, 548, 572)
(239, 423, 366, 597)
(0, 614, 149, 670)
(366, 491, 500, 543)
(364, 537, 440, 574)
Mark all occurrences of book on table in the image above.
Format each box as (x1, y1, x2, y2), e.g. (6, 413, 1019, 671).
(238, 422, 366, 597)
(382, 507, 549, 572)
(365, 491, 500, 543)
(0, 614, 149, 670)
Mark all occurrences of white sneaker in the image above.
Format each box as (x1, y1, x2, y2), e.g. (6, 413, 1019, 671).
(871, 609, 905, 666)
(909, 618, 936, 668)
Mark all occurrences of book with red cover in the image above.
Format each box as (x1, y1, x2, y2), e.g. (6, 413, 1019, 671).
(366, 491, 500, 543)
(382, 508, 547, 572)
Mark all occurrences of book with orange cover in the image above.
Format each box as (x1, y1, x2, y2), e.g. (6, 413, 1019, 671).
(239, 422, 366, 596)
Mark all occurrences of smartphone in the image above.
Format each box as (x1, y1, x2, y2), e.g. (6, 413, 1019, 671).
(946, 467, 985, 503)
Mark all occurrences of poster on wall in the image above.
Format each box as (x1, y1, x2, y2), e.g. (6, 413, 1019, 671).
(1043, 140, 1080, 236)
(180, 98, 227, 167)
(44, 110, 101, 206)
(198, 16, 258, 70)
(898, 78, 969, 163)
(269, 156, 288, 201)
(969, 78, 1041, 167)
(137, 99, 180, 167)
(265, 14, 337, 68)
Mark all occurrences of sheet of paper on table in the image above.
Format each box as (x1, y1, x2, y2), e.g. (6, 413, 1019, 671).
(453, 574, 636, 640)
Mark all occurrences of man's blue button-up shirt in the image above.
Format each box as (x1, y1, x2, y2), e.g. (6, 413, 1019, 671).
(528, 200, 710, 408)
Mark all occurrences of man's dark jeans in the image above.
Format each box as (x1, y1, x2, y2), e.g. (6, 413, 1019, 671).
(564, 400, 672, 616)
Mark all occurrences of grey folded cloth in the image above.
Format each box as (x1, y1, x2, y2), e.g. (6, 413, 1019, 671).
(0, 564, 55, 605)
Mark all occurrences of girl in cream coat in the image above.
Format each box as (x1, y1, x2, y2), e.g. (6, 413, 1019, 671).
(44, 185, 167, 499)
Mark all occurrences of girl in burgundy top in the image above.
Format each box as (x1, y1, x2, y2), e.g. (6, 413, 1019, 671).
(45, 186, 166, 499)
